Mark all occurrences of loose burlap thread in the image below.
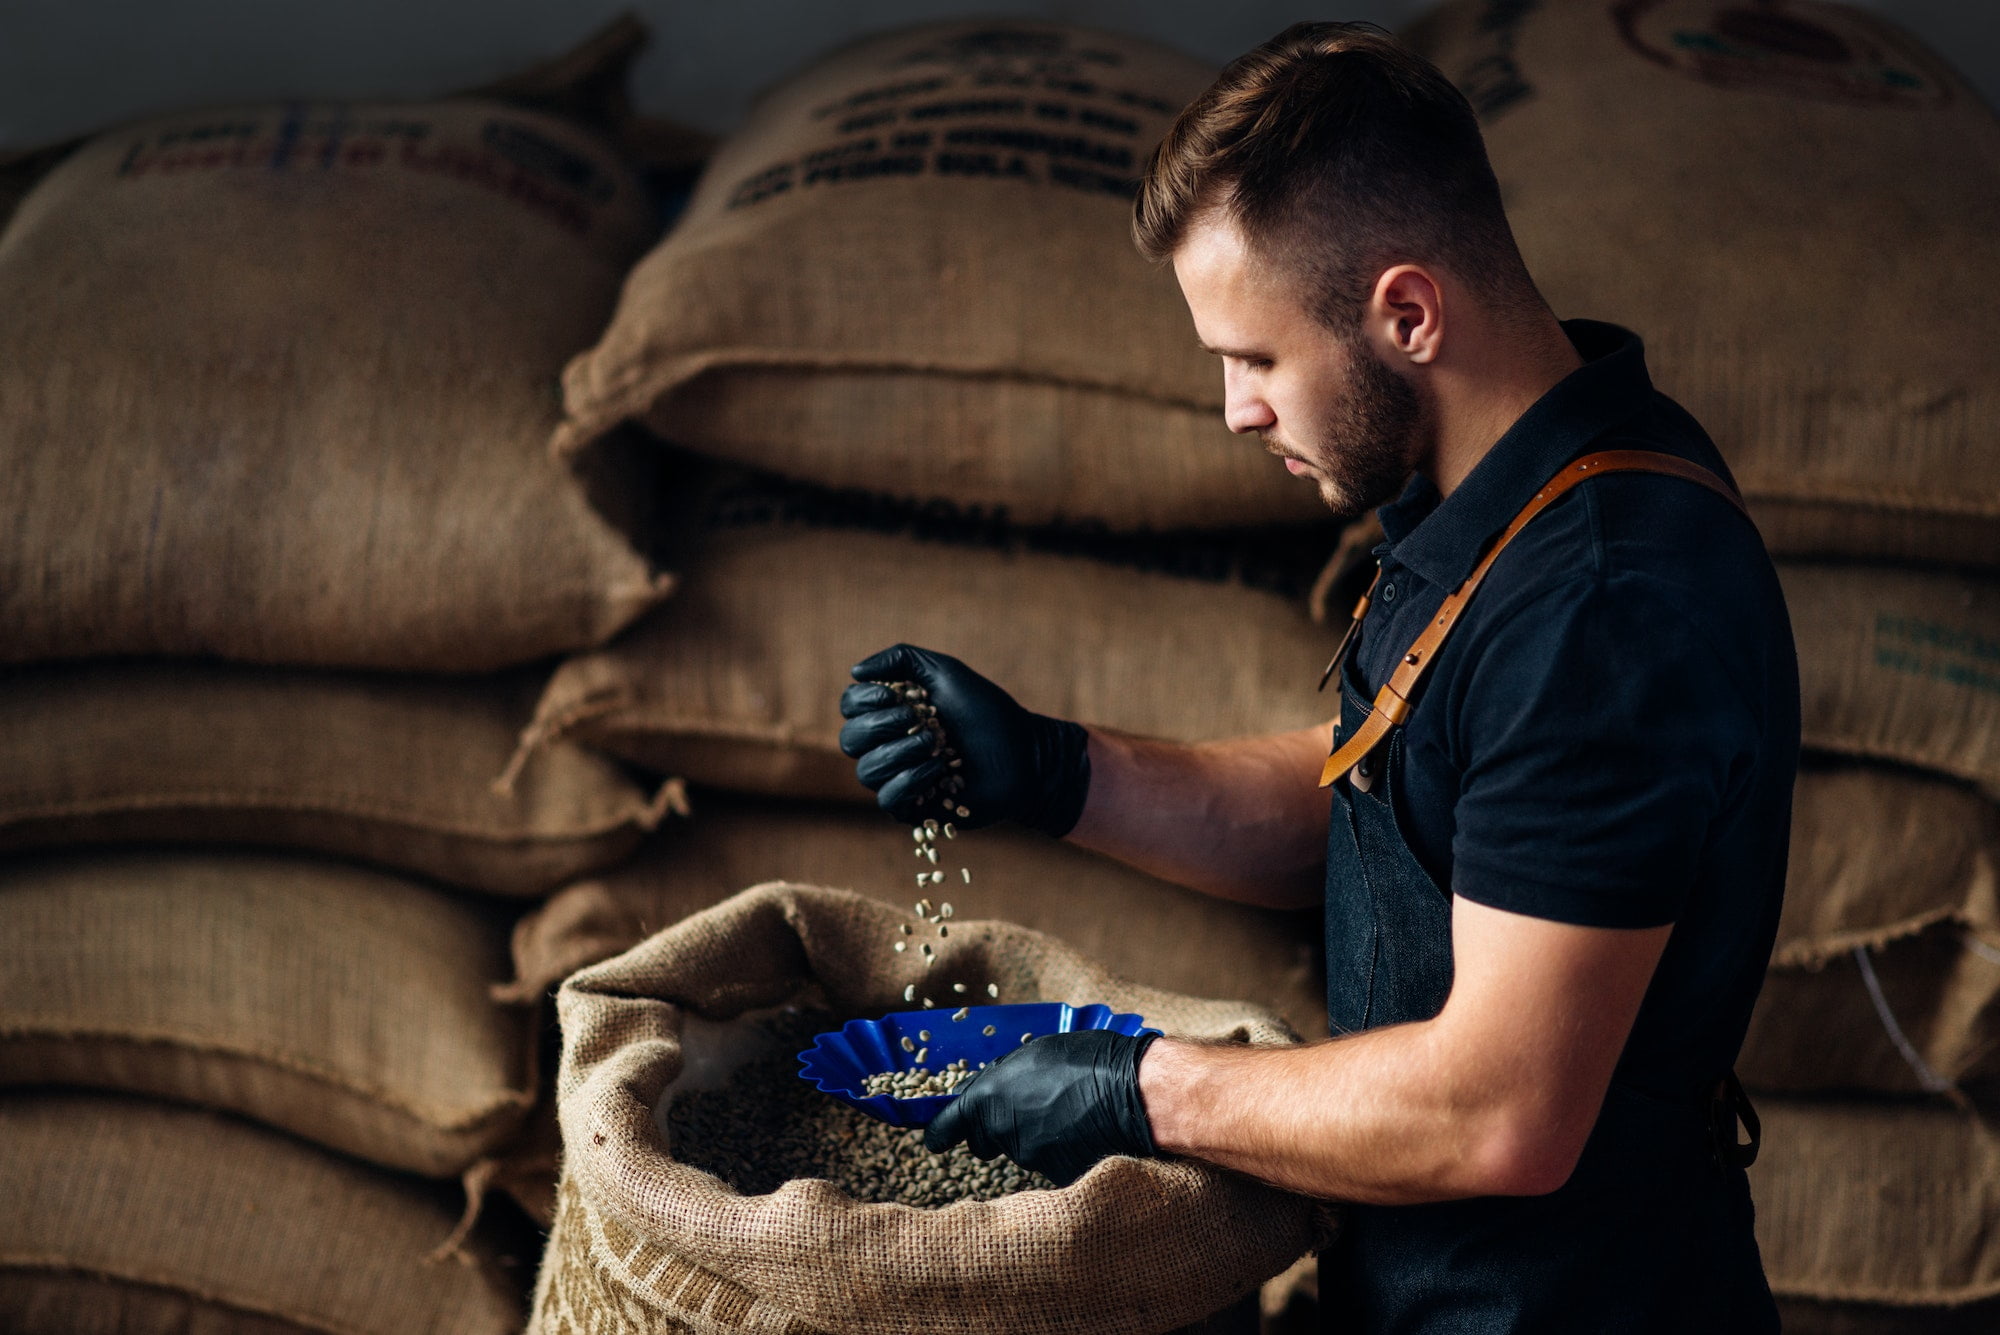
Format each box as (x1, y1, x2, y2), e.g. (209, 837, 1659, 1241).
(533, 883, 1330, 1335)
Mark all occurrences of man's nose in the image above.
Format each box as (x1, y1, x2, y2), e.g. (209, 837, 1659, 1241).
(1223, 372, 1275, 436)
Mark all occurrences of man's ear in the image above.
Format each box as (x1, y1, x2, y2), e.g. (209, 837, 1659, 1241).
(1367, 264, 1444, 366)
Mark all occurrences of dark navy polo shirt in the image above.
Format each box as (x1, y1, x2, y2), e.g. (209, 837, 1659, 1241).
(1344, 319, 1800, 1091)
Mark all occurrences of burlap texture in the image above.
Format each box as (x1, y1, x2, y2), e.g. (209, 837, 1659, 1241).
(0, 1272, 313, 1335)
(555, 19, 1325, 532)
(1745, 922, 2000, 1098)
(1741, 764, 2000, 1096)
(502, 796, 1324, 1038)
(0, 96, 669, 670)
(1776, 1295, 2000, 1334)
(489, 1098, 565, 1230)
(0, 660, 672, 897)
(1410, 0, 2000, 566)
(0, 1093, 522, 1335)
(532, 883, 1329, 1335)
(0, 850, 533, 1176)
(1769, 766, 2000, 966)
(520, 526, 1336, 801)
(1752, 1096, 2000, 1305)
(1785, 563, 2000, 798)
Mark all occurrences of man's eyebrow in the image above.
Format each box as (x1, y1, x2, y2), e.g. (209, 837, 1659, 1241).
(1197, 340, 1267, 359)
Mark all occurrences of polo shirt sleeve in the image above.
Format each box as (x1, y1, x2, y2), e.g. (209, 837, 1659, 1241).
(1445, 571, 1755, 929)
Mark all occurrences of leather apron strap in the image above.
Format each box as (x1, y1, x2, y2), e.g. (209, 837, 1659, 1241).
(1319, 449, 1750, 788)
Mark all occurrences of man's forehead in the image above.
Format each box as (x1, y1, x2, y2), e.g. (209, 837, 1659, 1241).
(1172, 213, 1262, 288)
(1173, 214, 1311, 346)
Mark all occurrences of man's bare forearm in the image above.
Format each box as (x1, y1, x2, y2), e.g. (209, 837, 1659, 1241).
(1137, 902, 1675, 1203)
(1066, 723, 1332, 908)
(1138, 1026, 1515, 1204)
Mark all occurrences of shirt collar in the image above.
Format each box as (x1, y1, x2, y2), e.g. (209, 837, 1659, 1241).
(1376, 319, 1655, 590)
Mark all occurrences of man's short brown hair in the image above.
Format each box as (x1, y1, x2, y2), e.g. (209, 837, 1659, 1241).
(1134, 22, 1541, 330)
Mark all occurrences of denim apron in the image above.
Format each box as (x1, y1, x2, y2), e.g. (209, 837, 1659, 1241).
(1315, 662, 1778, 1334)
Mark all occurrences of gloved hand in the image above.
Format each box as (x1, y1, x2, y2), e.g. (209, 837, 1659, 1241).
(922, 1029, 1159, 1187)
(837, 644, 1091, 834)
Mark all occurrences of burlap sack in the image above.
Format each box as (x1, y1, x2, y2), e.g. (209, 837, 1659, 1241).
(1409, 0, 2000, 566)
(518, 525, 1337, 801)
(0, 95, 669, 670)
(0, 850, 533, 1175)
(1752, 1096, 2000, 1306)
(531, 883, 1328, 1335)
(0, 1093, 522, 1335)
(0, 659, 675, 897)
(555, 19, 1325, 532)
(502, 796, 1323, 1035)
(1739, 764, 2000, 1095)
(1784, 563, 2000, 798)
(1777, 1295, 2000, 1335)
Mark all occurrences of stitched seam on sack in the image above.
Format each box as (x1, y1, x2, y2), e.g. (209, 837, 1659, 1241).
(0, 1262, 366, 1335)
(1770, 907, 1968, 969)
(0, 791, 652, 842)
(581, 711, 832, 749)
(598, 348, 1224, 420)
(0, 1026, 535, 1132)
(1734, 479, 2000, 519)
(1766, 1274, 2000, 1308)
(1798, 734, 1989, 792)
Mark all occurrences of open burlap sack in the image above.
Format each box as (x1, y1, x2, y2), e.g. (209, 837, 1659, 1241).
(1409, 0, 2000, 566)
(517, 525, 1336, 802)
(0, 660, 676, 897)
(0, 850, 533, 1176)
(1752, 1096, 2000, 1307)
(1785, 563, 2000, 798)
(0, 95, 669, 670)
(1739, 764, 2000, 1098)
(502, 796, 1323, 1035)
(555, 19, 1324, 532)
(532, 883, 1328, 1335)
(0, 1093, 522, 1335)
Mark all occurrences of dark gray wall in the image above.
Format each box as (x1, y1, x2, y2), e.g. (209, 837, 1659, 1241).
(2, 1, 1993, 151)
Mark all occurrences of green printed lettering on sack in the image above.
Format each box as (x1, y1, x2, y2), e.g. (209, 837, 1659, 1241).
(1874, 613, 2000, 697)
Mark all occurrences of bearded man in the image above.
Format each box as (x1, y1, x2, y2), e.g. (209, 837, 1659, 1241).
(838, 22, 1799, 1333)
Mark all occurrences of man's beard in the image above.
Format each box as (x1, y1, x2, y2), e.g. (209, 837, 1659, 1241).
(1269, 340, 1425, 522)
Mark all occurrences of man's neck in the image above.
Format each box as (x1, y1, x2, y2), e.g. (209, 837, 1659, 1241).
(1422, 316, 1584, 498)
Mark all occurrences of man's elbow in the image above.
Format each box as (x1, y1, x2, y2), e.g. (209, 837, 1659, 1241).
(1460, 1114, 1585, 1198)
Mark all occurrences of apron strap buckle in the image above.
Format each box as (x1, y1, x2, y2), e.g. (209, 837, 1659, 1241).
(1707, 1071, 1760, 1170)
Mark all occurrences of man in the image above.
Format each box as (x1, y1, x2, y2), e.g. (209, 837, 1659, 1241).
(838, 22, 1798, 1333)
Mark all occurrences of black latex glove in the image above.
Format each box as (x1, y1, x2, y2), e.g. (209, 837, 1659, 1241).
(922, 1029, 1159, 1187)
(837, 643, 1090, 834)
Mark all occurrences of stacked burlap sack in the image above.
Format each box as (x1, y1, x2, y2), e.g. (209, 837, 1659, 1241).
(1404, 1, 2000, 1328)
(0, 25, 688, 1331)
